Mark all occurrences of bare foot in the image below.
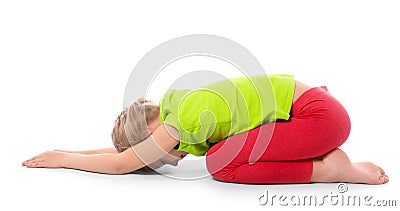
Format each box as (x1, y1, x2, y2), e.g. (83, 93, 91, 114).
(311, 148, 389, 184)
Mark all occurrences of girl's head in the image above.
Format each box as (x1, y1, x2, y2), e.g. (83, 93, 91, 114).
(111, 98, 160, 153)
(111, 98, 187, 170)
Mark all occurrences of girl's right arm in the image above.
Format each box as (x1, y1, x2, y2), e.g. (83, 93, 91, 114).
(54, 147, 118, 155)
(23, 124, 180, 174)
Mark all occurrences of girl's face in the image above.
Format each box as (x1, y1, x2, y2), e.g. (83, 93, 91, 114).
(146, 150, 188, 170)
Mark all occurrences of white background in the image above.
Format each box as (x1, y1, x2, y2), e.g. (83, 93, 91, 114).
(1, 0, 399, 210)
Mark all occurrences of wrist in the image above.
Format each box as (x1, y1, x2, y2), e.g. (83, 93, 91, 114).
(60, 152, 78, 168)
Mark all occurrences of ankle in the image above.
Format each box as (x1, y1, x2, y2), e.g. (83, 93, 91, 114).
(311, 159, 339, 183)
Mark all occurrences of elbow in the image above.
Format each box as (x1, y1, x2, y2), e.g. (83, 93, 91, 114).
(112, 160, 137, 175)
(111, 149, 142, 175)
(113, 166, 133, 175)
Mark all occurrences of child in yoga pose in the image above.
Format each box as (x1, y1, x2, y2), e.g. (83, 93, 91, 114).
(22, 74, 389, 184)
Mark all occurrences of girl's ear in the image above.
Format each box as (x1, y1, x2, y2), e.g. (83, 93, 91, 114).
(146, 119, 160, 134)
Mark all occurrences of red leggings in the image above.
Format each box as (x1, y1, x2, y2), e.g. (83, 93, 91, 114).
(205, 86, 351, 184)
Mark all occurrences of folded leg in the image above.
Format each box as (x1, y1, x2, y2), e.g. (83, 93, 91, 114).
(206, 86, 351, 184)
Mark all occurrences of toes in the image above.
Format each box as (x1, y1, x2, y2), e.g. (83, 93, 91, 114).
(377, 174, 389, 184)
(368, 163, 385, 175)
(378, 176, 385, 184)
(381, 174, 389, 183)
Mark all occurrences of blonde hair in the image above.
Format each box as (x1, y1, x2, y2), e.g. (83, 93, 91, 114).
(111, 98, 160, 153)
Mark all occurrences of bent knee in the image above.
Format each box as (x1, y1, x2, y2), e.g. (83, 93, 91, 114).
(205, 147, 235, 182)
(206, 159, 235, 183)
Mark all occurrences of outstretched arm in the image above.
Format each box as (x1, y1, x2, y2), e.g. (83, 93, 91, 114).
(22, 124, 180, 174)
(54, 147, 118, 154)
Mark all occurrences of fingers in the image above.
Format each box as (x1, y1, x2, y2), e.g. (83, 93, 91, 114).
(23, 154, 47, 167)
(23, 154, 42, 165)
(22, 152, 47, 167)
(22, 151, 63, 169)
(23, 160, 45, 168)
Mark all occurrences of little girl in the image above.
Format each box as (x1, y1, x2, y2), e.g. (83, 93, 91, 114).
(22, 74, 389, 184)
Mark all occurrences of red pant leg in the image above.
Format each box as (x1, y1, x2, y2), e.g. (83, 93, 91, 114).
(206, 86, 351, 184)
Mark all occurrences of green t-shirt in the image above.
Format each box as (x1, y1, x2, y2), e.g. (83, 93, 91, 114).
(159, 74, 295, 156)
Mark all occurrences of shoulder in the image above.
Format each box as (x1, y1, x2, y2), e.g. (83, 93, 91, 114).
(162, 124, 180, 141)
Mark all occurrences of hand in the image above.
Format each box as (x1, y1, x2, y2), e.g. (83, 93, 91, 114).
(22, 150, 68, 168)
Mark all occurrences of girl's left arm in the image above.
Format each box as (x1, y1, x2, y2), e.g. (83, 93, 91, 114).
(22, 124, 180, 174)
